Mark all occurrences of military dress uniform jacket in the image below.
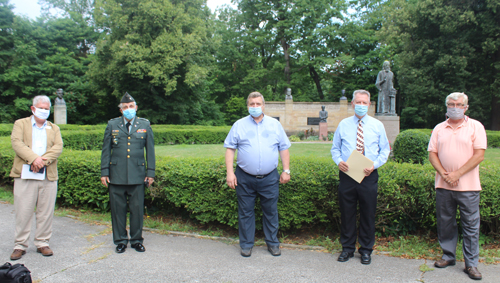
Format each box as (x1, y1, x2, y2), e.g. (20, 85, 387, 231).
(100, 117, 155, 185)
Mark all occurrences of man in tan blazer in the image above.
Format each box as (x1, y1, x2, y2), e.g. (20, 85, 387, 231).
(9, 95, 63, 260)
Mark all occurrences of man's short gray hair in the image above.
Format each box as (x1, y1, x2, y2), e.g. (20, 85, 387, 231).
(352, 89, 371, 100)
(247, 92, 265, 105)
(118, 102, 137, 109)
(33, 95, 51, 107)
(446, 92, 468, 106)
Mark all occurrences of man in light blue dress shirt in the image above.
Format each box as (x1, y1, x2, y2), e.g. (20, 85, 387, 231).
(331, 89, 390, 265)
(224, 92, 291, 257)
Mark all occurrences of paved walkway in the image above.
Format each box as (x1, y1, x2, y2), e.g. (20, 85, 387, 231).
(1, 202, 498, 282)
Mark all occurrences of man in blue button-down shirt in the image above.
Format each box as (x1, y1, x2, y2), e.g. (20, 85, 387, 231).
(224, 92, 291, 257)
(331, 89, 390, 265)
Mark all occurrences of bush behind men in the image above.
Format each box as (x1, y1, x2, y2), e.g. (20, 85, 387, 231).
(100, 93, 155, 253)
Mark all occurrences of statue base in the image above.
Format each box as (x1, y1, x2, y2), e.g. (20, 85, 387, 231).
(54, 105, 67, 124)
(374, 114, 399, 144)
(319, 122, 328, 141)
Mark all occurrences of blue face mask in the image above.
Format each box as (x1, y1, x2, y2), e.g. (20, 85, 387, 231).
(354, 104, 368, 117)
(123, 108, 136, 120)
(248, 107, 263, 117)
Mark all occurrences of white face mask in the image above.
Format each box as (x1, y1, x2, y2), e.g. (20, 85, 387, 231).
(33, 107, 50, 120)
(446, 107, 465, 120)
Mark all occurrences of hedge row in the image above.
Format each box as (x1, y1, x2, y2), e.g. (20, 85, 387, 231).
(1, 137, 499, 234)
(0, 125, 232, 150)
(414, 128, 500, 148)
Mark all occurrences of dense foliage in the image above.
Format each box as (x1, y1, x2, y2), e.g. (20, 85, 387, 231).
(1, 136, 499, 234)
(393, 130, 431, 164)
(379, 0, 500, 130)
(1, 0, 499, 131)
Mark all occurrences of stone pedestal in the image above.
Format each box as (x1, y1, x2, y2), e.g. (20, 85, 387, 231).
(374, 114, 400, 144)
(284, 98, 293, 132)
(54, 105, 67, 125)
(319, 122, 328, 141)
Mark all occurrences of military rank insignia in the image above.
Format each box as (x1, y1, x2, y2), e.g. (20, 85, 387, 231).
(136, 129, 147, 133)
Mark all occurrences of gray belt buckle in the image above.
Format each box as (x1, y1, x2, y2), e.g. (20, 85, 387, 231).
(256, 175, 264, 179)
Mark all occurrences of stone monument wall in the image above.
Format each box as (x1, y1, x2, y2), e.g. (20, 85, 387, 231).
(265, 100, 376, 133)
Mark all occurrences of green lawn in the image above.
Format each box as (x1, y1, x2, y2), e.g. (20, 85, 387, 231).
(155, 143, 500, 163)
(486, 148, 500, 163)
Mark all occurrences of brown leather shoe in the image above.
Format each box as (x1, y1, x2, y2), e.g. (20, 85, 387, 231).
(434, 258, 456, 268)
(10, 249, 26, 260)
(464, 266, 482, 280)
(37, 246, 54, 257)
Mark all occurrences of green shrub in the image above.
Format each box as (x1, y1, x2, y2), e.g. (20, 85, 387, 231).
(328, 132, 334, 141)
(58, 126, 232, 150)
(2, 140, 500, 234)
(486, 130, 500, 148)
(289, 135, 300, 142)
(297, 131, 305, 140)
(306, 135, 319, 141)
(393, 130, 430, 164)
(1, 134, 499, 235)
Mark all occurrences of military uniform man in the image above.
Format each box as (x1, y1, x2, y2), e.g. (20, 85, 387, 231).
(100, 93, 155, 253)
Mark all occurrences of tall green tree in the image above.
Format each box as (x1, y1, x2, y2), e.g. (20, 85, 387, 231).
(379, 0, 500, 129)
(0, 15, 100, 123)
(212, 0, 349, 105)
(0, 0, 16, 122)
(89, 0, 223, 125)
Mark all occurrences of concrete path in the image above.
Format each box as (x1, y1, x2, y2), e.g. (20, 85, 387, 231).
(1, 202, 498, 282)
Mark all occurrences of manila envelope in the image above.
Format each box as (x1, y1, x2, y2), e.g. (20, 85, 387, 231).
(345, 150, 374, 183)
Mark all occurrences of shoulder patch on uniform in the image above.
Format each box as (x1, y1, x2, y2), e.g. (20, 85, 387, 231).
(137, 117, 149, 122)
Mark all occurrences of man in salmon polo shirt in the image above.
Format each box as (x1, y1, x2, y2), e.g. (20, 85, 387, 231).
(428, 92, 487, 281)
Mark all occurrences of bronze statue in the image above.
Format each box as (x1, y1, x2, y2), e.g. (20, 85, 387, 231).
(55, 88, 66, 105)
(375, 61, 397, 114)
(319, 105, 328, 123)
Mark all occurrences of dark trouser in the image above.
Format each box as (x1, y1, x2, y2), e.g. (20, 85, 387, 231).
(436, 188, 480, 267)
(235, 166, 280, 249)
(338, 170, 378, 255)
(109, 183, 145, 245)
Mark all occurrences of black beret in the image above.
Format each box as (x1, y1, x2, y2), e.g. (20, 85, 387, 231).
(120, 92, 135, 103)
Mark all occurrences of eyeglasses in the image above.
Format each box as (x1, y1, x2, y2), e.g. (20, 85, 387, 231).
(447, 103, 465, 108)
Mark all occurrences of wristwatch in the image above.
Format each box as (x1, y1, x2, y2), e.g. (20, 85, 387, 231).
(283, 169, 290, 175)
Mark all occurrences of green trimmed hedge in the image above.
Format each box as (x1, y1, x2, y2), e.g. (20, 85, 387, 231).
(393, 130, 430, 164)
(414, 128, 500, 148)
(0, 124, 232, 150)
(1, 137, 499, 234)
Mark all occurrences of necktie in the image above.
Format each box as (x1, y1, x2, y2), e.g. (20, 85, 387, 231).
(356, 119, 364, 154)
(126, 122, 131, 133)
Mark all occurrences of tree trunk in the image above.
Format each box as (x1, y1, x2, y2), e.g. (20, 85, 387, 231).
(309, 66, 324, 100)
(281, 38, 290, 85)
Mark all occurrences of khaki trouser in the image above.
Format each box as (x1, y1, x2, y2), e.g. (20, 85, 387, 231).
(13, 177, 57, 250)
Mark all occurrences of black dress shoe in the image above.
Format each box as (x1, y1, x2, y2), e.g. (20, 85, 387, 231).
(338, 251, 354, 262)
(241, 248, 252, 257)
(131, 243, 146, 252)
(116, 244, 127, 253)
(360, 253, 371, 265)
(267, 246, 281, 256)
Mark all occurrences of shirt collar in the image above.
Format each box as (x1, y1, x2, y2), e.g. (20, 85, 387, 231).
(353, 115, 367, 124)
(123, 116, 135, 125)
(248, 114, 265, 125)
(445, 115, 469, 129)
(31, 116, 47, 129)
